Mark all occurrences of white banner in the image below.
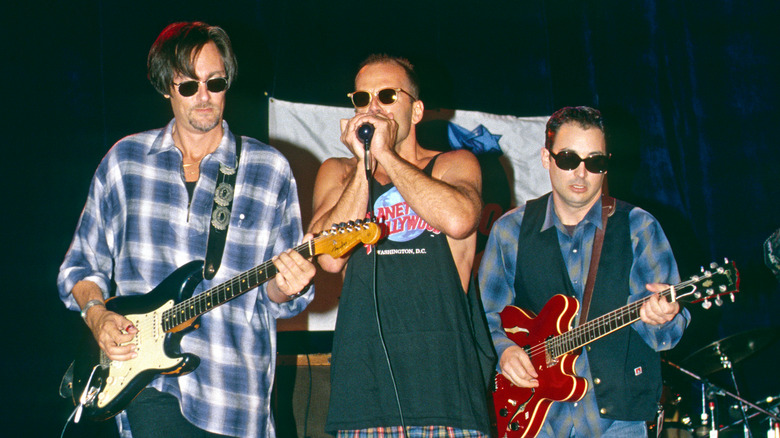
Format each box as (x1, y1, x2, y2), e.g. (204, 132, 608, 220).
(268, 97, 550, 331)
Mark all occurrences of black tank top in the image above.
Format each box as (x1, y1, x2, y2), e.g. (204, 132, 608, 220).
(325, 155, 490, 433)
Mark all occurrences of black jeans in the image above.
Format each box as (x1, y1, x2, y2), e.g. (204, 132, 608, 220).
(125, 388, 233, 438)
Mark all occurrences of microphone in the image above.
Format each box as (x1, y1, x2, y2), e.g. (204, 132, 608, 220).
(357, 123, 374, 174)
(357, 123, 374, 144)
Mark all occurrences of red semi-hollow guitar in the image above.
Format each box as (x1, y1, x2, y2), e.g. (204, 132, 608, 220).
(493, 260, 740, 438)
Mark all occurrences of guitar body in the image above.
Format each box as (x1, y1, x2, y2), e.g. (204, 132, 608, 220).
(64, 219, 384, 422)
(493, 294, 588, 437)
(70, 260, 205, 421)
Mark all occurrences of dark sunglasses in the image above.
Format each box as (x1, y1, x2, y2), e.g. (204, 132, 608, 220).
(347, 88, 416, 108)
(172, 77, 228, 97)
(549, 150, 610, 174)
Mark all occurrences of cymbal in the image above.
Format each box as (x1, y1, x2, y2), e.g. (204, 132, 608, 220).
(681, 327, 780, 376)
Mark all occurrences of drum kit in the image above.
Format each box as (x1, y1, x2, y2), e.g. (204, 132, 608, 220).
(657, 328, 780, 438)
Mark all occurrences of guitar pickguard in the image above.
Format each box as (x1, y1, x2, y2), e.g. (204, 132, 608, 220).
(95, 300, 183, 409)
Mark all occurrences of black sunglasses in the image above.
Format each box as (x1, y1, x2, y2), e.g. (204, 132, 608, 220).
(347, 88, 416, 108)
(172, 77, 228, 97)
(549, 150, 610, 174)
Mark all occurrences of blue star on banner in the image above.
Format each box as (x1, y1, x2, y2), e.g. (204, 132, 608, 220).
(447, 123, 503, 155)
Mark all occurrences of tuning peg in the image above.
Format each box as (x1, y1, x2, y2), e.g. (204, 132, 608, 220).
(715, 296, 723, 306)
(710, 262, 718, 269)
(706, 288, 714, 296)
(702, 299, 712, 310)
(694, 291, 702, 299)
(729, 293, 736, 302)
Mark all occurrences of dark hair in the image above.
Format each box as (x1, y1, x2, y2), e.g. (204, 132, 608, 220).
(147, 22, 238, 96)
(357, 53, 420, 99)
(545, 106, 605, 150)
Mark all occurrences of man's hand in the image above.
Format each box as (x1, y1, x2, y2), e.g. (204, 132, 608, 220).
(268, 234, 317, 303)
(339, 112, 398, 165)
(500, 345, 539, 388)
(639, 283, 680, 325)
(84, 305, 138, 361)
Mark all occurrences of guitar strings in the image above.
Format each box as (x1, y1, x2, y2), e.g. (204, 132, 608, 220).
(522, 276, 705, 362)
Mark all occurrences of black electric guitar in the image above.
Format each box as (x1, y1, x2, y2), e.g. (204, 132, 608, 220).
(66, 219, 382, 422)
(493, 260, 740, 437)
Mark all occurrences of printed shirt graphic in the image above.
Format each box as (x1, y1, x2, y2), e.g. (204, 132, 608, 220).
(375, 187, 440, 243)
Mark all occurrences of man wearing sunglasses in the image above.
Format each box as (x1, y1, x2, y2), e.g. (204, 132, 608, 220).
(479, 106, 689, 437)
(309, 54, 491, 437)
(58, 22, 315, 437)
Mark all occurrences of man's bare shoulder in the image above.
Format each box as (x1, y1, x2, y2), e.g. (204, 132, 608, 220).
(427, 148, 480, 182)
(319, 156, 358, 180)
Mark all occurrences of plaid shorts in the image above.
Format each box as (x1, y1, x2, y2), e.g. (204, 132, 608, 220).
(337, 426, 487, 438)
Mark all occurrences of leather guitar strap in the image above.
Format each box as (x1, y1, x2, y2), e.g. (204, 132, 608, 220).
(204, 136, 242, 280)
(578, 194, 615, 325)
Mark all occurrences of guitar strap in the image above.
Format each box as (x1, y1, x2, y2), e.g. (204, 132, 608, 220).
(204, 135, 242, 280)
(578, 194, 616, 325)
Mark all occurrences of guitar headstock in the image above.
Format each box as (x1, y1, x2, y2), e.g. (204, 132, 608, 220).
(673, 259, 740, 309)
(313, 219, 384, 259)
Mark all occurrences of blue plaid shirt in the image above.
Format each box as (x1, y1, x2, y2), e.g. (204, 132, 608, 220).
(58, 119, 312, 437)
(479, 195, 689, 437)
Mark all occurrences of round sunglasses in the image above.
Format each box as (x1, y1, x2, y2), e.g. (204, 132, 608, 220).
(549, 150, 610, 174)
(172, 77, 228, 97)
(347, 88, 416, 108)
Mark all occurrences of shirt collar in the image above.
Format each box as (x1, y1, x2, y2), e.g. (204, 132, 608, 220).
(148, 119, 237, 168)
(541, 193, 604, 233)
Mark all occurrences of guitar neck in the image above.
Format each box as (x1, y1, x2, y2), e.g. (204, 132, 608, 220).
(549, 275, 703, 358)
(161, 240, 315, 331)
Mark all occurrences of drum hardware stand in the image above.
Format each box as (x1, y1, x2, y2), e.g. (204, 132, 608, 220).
(663, 359, 780, 437)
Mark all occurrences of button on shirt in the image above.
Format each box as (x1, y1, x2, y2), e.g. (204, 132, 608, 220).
(57, 120, 312, 437)
(479, 196, 689, 437)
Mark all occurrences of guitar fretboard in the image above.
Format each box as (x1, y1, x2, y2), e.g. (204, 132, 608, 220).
(160, 240, 314, 331)
(543, 269, 729, 360)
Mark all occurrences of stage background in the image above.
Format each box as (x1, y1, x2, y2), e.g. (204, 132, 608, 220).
(4, 0, 779, 436)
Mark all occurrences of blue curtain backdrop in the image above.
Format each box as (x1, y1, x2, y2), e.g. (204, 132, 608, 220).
(6, 0, 779, 436)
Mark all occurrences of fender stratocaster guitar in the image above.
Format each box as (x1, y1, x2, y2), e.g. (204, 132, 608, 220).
(66, 219, 382, 422)
(493, 260, 740, 438)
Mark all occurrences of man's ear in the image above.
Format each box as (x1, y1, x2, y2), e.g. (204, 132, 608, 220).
(541, 146, 551, 170)
(411, 99, 424, 124)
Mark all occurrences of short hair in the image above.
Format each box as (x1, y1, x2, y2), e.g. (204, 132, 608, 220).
(545, 106, 605, 150)
(147, 22, 238, 96)
(357, 54, 420, 99)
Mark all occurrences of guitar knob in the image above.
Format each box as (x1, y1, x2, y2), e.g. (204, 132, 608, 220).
(729, 292, 736, 302)
(714, 296, 723, 306)
(510, 422, 520, 431)
(702, 299, 712, 310)
(499, 408, 508, 417)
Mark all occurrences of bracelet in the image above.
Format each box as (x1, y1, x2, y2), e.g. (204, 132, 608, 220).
(80, 299, 105, 321)
(289, 284, 312, 300)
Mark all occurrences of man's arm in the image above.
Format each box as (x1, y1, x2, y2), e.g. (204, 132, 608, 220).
(628, 208, 690, 350)
(376, 147, 483, 240)
(479, 208, 538, 388)
(309, 157, 369, 273)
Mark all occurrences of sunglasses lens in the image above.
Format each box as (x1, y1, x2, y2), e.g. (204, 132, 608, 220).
(206, 78, 228, 93)
(554, 151, 582, 171)
(585, 155, 609, 173)
(177, 81, 199, 97)
(351, 91, 371, 107)
(377, 89, 398, 105)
